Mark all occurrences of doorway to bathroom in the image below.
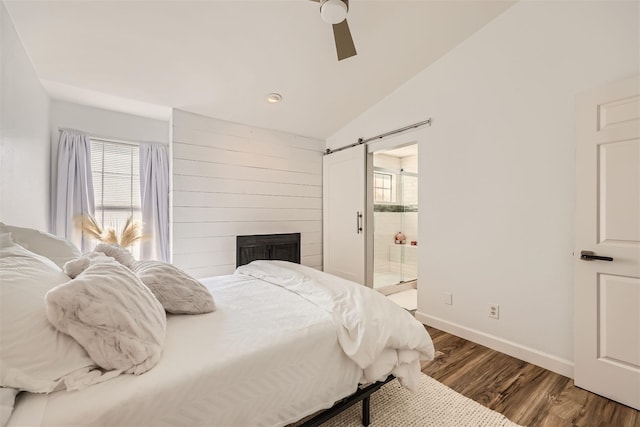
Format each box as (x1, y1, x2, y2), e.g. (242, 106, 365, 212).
(372, 144, 418, 295)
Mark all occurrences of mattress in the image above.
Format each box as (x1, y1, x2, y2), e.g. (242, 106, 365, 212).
(8, 273, 362, 427)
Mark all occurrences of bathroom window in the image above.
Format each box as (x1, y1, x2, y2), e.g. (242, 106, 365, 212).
(374, 172, 394, 203)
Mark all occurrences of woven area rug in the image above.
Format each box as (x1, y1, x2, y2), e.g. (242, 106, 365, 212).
(313, 374, 524, 427)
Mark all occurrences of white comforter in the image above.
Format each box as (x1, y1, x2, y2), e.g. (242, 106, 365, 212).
(9, 273, 362, 427)
(236, 261, 435, 391)
(8, 262, 434, 427)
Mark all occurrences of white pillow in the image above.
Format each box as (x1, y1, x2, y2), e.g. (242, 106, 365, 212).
(0, 233, 12, 247)
(0, 387, 18, 427)
(46, 255, 167, 375)
(0, 222, 80, 268)
(93, 243, 136, 268)
(132, 260, 216, 314)
(0, 239, 107, 393)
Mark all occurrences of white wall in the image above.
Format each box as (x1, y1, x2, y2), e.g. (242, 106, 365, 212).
(327, 1, 639, 376)
(0, 3, 50, 230)
(400, 155, 417, 174)
(172, 109, 324, 278)
(373, 153, 400, 171)
(50, 100, 170, 147)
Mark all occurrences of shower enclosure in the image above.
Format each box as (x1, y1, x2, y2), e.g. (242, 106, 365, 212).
(372, 165, 418, 289)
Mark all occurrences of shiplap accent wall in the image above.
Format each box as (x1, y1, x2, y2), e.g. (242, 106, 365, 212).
(171, 109, 324, 278)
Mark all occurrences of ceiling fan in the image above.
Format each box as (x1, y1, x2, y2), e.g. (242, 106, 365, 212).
(310, 0, 357, 61)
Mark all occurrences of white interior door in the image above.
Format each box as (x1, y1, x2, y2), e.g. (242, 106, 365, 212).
(574, 75, 640, 410)
(323, 145, 365, 284)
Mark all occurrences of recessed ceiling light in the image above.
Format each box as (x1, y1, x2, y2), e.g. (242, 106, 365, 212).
(266, 93, 283, 103)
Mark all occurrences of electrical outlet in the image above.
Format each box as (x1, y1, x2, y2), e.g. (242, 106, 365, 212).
(441, 292, 453, 305)
(489, 304, 500, 319)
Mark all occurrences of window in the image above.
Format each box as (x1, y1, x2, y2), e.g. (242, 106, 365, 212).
(90, 139, 141, 256)
(374, 172, 393, 203)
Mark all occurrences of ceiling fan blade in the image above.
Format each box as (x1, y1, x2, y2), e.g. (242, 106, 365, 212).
(332, 19, 357, 61)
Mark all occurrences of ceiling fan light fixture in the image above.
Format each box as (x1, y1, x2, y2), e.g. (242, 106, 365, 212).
(320, 0, 348, 24)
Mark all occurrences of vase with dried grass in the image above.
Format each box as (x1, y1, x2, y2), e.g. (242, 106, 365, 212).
(76, 214, 143, 249)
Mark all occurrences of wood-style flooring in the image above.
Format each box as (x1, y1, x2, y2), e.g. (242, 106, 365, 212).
(421, 326, 639, 427)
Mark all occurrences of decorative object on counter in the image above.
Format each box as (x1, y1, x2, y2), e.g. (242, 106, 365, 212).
(395, 232, 406, 244)
(76, 214, 143, 248)
(411, 241, 417, 246)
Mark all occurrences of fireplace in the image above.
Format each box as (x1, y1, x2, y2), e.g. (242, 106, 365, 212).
(236, 233, 301, 267)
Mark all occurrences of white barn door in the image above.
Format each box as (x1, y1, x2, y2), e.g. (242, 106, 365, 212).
(323, 145, 366, 284)
(574, 75, 640, 410)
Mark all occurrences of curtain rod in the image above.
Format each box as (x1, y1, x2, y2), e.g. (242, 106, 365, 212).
(57, 127, 161, 147)
(324, 118, 432, 155)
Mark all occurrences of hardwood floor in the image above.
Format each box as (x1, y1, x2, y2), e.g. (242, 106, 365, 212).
(421, 327, 640, 427)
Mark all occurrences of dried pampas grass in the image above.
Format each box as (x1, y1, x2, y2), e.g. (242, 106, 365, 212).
(120, 217, 143, 248)
(103, 228, 119, 245)
(75, 214, 104, 241)
(76, 214, 143, 248)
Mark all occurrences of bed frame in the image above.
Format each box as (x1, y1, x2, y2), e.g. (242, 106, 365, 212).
(298, 376, 395, 427)
(236, 233, 392, 426)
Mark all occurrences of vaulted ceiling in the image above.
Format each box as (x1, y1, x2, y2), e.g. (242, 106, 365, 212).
(4, 0, 514, 139)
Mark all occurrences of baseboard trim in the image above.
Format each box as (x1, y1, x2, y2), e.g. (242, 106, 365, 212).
(415, 311, 574, 378)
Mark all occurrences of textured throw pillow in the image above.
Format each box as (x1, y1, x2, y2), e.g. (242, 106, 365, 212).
(93, 243, 136, 268)
(0, 222, 81, 268)
(46, 255, 167, 375)
(0, 238, 106, 393)
(132, 260, 216, 314)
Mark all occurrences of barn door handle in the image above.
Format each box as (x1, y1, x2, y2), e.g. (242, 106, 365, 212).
(580, 250, 613, 262)
(356, 211, 363, 234)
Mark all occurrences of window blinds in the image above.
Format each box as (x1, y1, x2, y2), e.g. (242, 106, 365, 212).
(90, 139, 142, 255)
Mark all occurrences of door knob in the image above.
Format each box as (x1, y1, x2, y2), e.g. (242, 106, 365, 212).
(580, 250, 614, 262)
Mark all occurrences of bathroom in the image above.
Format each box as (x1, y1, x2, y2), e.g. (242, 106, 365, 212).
(372, 144, 418, 309)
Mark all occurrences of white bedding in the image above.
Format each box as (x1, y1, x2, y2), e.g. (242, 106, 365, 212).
(9, 273, 362, 427)
(236, 261, 435, 391)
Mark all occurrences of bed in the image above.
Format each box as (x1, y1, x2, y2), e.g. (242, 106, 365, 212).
(0, 225, 434, 427)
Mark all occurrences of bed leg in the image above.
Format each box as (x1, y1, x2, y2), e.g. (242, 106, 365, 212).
(298, 376, 394, 427)
(362, 396, 371, 426)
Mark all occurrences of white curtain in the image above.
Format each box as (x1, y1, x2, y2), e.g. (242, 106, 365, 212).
(139, 143, 170, 262)
(54, 129, 95, 252)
